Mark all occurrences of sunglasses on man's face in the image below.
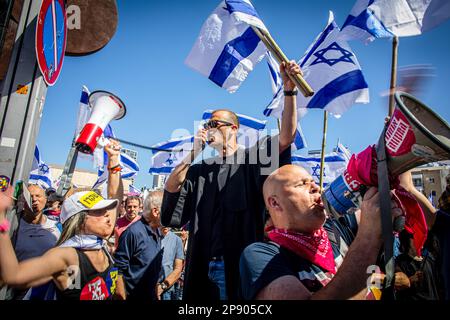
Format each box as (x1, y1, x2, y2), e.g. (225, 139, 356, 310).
(203, 119, 235, 130)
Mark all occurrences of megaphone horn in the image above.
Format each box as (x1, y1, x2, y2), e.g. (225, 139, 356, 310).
(75, 90, 126, 154)
(385, 91, 450, 176)
(323, 92, 450, 217)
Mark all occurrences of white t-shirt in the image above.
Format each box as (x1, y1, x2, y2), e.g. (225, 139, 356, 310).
(14, 216, 61, 261)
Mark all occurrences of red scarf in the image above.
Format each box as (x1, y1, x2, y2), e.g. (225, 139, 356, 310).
(267, 227, 336, 274)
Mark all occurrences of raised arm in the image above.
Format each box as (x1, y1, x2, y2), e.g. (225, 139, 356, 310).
(104, 139, 124, 222)
(279, 61, 302, 153)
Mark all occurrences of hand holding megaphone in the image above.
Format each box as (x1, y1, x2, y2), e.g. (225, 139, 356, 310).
(75, 91, 126, 154)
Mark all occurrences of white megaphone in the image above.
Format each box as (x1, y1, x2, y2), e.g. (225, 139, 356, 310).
(75, 91, 126, 154)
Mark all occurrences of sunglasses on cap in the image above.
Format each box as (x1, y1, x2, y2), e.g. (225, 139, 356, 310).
(203, 119, 235, 130)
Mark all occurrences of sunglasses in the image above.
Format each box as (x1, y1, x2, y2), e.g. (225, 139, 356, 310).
(203, 119, 235, 130)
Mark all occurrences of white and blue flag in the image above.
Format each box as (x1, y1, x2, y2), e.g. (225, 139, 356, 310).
(292, 152, 348, 187)
(185, 0, 268, 93)
(202, 109, 267, 148)
(265, 11, 369, 118)
(29, 145, 54, 190)
(128, 185, 141, 195)
(340, 0, 450, 43)
(75, 86, 91, 137)
(93, 151, 140, 190)
(336, 140, 352, 162)
(149, 136, 195, 175)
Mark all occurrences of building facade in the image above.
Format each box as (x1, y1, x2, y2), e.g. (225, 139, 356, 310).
(411, 162, 450, 207)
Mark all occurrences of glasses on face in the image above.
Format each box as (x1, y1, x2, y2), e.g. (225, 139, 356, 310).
(203, 119, 234, 130)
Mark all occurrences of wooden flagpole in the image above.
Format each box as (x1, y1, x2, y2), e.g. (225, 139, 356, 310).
(251, 26, 314, 97)
(319, 110, 328, 190)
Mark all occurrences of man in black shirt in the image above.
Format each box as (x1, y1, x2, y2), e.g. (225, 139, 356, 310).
(161, 61, 302, 301)
(240, 165, 403, 300)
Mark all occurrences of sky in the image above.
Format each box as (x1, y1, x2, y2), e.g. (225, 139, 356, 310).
(37, 0, 450, 189)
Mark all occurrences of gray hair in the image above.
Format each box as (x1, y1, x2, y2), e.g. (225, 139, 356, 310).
(143, 191, 163, 216)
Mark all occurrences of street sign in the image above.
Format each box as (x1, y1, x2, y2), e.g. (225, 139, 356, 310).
(35, 0, 67, 86)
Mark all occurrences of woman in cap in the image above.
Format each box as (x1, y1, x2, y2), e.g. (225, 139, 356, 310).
(0, 140, 124, 300)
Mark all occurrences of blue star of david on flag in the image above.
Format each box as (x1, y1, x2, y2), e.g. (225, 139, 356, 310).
(38, 163, 50, 174)
(311, 164, 325, 180)
(310, 42, 355, 67)
(165, 153, 177, 166)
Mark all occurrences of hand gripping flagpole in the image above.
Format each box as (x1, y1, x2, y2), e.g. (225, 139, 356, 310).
(251, 26, 314, 97)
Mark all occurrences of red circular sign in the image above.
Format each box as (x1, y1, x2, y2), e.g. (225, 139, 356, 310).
(35, 0, 67, 86)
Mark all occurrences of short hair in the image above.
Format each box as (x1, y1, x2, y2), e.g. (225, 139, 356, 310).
(143, 191, 163, 213)
(125, 195, 142, 207)
(212, 109, 240, 128)
(28, 184, 47, 197)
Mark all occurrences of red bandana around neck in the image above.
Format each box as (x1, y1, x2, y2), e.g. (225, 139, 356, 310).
(267, 227, 336, 274)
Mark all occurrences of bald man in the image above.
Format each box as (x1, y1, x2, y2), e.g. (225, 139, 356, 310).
(161, 62, 302, 301)
(239, 165, 403, 300)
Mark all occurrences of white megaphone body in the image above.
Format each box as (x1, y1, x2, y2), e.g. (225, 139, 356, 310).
(75, 91, 126, 154)
(323, 91, 450, 216)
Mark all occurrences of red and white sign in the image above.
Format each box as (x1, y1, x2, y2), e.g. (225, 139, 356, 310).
(35, 0, 67, 86)
(385, 109, 416, 156)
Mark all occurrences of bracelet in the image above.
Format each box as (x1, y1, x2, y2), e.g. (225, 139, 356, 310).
(108, 164, 122, 173)
(284, 90, 298, 96)
(0, 219, 10, 233)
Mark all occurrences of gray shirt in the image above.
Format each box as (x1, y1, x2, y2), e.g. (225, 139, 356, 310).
(161, 231, 185, 279)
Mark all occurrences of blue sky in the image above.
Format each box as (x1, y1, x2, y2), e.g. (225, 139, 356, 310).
(37, 0, 450, 189)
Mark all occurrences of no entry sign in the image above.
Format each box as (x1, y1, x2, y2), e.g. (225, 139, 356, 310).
(35, 0, 67, 86)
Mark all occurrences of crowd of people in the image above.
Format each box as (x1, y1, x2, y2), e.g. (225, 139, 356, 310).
(0, 61, 449, 301)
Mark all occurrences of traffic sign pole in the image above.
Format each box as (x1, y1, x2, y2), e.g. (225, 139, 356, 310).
(0, 0, 48, 186)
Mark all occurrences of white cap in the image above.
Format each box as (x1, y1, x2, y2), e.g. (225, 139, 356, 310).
(60, 191, 119, 225)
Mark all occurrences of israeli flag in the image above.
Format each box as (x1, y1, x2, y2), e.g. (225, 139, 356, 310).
(265, 12, 369, 118)
(185, 0, 268, 93)
(93, 151, 140, 189)
(336, 140, 352, 162)
(128, 184, 141, 196)
(75, 86, 91, 137)
(202, 109, 267, 148)
(292, 152, 348, 187)
(149, 136, 195, 175)
(29, 146, 54, 190)
(340, 0, 450, 42)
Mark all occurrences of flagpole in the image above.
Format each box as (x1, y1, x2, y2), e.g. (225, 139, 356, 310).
(319, 110, 328, 190)
(388, 36, 399, 116)
(251, 26, 314, 97)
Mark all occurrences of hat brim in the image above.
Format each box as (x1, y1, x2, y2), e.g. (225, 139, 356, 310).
(88, 199, 119, 212)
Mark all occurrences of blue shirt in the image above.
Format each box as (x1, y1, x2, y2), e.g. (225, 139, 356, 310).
(161, 231, 185, 280)
(114, 218, 163, 300)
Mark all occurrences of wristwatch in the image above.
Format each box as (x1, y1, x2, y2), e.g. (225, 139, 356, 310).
(159, 281, 169, 291)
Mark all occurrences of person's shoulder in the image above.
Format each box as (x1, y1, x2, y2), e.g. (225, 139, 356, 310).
(46, 246, 78, 266)
(241, 241, 280, 263)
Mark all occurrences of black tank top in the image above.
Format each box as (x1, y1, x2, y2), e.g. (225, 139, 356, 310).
(56, 249, 118, 300)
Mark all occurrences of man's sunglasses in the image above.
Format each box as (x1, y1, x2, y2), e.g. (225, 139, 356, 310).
(203, 119, 235, 130)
